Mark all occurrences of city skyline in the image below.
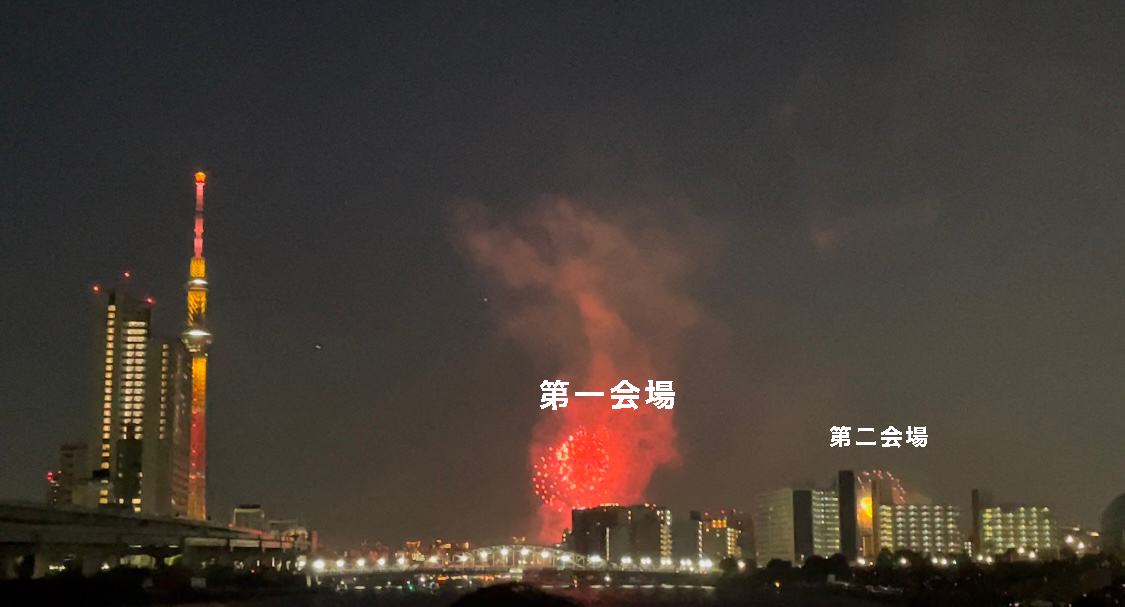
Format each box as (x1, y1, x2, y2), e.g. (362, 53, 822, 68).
(2, 2, 1124, 547)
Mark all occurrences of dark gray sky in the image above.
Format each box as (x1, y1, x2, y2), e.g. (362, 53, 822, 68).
(2, 1, 1124, 546)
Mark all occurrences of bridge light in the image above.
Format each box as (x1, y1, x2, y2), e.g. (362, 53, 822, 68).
(520, 548, 530, 557)
(700, 558, 713, 569)
(661, 557, 672, 567)
(458, 554, 468, 562)
(621, 556, 633, 565)
(428, 556, 438, 563)
(560, 554, 571, 563)
(640, 557, 652, 566)
(356, 558, 366, 567)
(377, 557, 386, 567)
(540, 550, 550, 559)
(396, 557, 405, 566)
(738, 559, 746, 570)
(335, 559, 345, 568)
(479, 550, 488, 559)
(312, 559, 325, 571)
(590, 555, 602, 563)
(500, 548, 510, 557)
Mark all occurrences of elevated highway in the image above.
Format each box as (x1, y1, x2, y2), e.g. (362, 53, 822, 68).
(0, 500, 309, 579)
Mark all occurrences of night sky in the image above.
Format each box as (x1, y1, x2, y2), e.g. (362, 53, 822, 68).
(2, 2, 1124, 546)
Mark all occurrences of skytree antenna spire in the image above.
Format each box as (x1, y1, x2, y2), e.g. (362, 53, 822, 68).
(183, 171, 213, 521)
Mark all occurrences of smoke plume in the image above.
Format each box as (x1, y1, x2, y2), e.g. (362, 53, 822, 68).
(455, 198, 700, 541)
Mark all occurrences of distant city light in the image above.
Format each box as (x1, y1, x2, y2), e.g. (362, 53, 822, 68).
(356, 558, 365, 567)
(377, 557, 386, 566)
(500, 548, 510, 556)
(312, 559, 325, 571)
(335, 559, 345, 568)
(540, 550, 550, 558)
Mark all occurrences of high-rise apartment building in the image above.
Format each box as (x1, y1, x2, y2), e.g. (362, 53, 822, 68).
(571, 504, 672, 562)
(86, 287, 191, 516)
(877, 503, 963, 556)
(981, 504, 1057, 556)
(672, 511, 703, 560)
(755, 488, 840, 564)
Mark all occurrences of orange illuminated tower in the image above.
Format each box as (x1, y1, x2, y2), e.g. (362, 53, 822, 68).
(183, 172, 213, 520)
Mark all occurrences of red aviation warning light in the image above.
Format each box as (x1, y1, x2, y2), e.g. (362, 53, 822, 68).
(195, 172, 206, 183)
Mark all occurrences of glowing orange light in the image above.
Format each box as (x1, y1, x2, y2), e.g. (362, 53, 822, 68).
(195, 172, 206, 183)
(859, 496, 873, 521)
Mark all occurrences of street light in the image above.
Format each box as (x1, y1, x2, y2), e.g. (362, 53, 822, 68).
(313, 559, 326, 571)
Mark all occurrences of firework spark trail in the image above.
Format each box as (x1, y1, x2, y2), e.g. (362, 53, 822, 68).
(456, 199, 699, 541)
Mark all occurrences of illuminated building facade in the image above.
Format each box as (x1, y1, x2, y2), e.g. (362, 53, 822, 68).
(982, 504, 1057, 556)
(701, 511, 741, 559)
(183, 172, 214, 520)
(87, 288, 191, 515)
(755, 488, 840, 564)
(877, 504, 963, 556)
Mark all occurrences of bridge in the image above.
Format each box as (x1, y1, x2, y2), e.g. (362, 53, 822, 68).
(313, 543, 720, 574)
(0, 500, 310, 579)
(310, 543, 720, 591)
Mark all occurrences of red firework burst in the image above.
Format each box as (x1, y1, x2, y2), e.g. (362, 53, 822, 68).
(533, 427, 609, 510)
(858, 469, 907, 504)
